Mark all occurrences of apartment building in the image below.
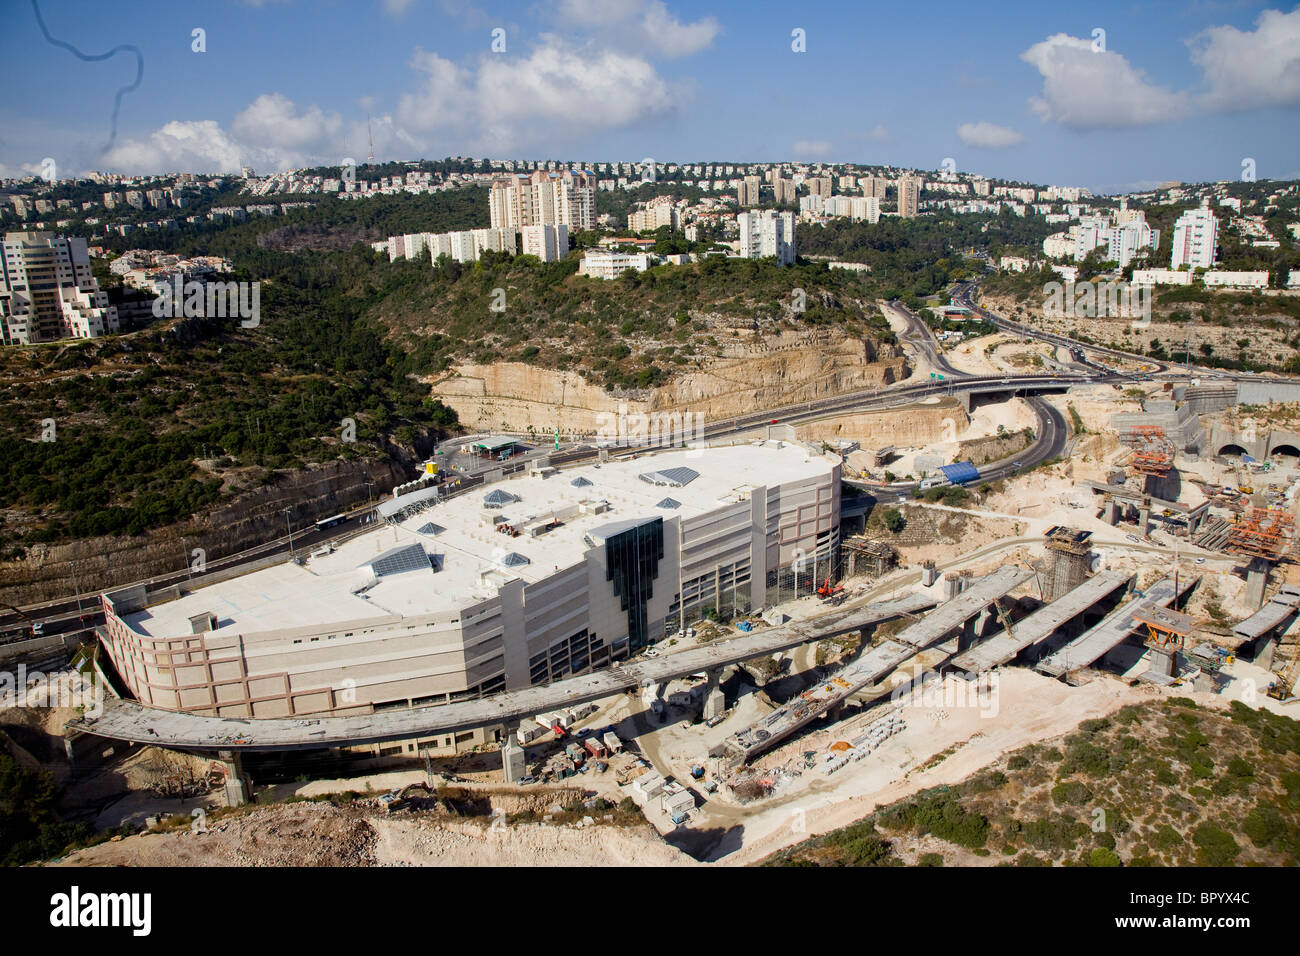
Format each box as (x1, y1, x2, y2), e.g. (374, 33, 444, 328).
(628, 196, 681, 232)
(1, 231, 119, 345)
(520, 224, 570, 262)
(860, 176, 889, 199)
(737, 210, 796, 265)
(579, 249, 650, 279)
(736, 175, 763, 207)
(896, 175, 920, 218)
(488, 170, 597, 231)
(773, 178, 796, 205)
(1171, 202, 1219, 271)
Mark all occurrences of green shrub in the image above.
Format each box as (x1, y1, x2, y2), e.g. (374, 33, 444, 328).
(1192, 823, 1240, 866)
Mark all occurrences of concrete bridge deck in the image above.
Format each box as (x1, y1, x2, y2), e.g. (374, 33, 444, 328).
(1233, 585, 1300, 641)
(1035, 575, 1199, 678)
(725, 565, 1033, 761)
(950, 571, 1134, 677)
(67, 592, 939, 753)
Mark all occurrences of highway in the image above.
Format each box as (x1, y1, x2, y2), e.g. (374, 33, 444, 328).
(950, 278, 1300, 386)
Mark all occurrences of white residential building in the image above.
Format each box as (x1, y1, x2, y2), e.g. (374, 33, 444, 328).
(520, 224, 569, 262)
(628, 197, 681, 232)
(1131, 269, 1192, 286)
(488, 170, 597, 232)
(1170, 202, 1218, 271)
(1203, 271, 1268, 289)
(1, 231, 118, 345)
(579, 250, 650, 280)
(737, 210, 796, 265)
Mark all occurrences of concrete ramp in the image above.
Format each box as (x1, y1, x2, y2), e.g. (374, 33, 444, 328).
(725, 565, 1033, 762)
(951, 571, 1133, 677)
(1233, 585, 1300, 642)
(1036, 575, 1198, 678)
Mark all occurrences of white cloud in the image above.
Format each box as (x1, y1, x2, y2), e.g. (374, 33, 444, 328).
(397, 38, 672, 153)
(101, 120, 248, 175)
(1020, 33, 1188, 129)
(864, 123, 890, 143)
(791, 139, 832, 159)
(232, 93, 342, 151)
(956, 121, 1024, 149)
(557, 0, 719, 58)
(382, 0, 416, 14)
(1190, 8, 1300, 112)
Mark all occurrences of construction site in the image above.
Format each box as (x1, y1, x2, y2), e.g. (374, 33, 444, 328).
(7, 374, 1300, 870)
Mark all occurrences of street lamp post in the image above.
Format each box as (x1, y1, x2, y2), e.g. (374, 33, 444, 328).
(284, 509, 295, 558)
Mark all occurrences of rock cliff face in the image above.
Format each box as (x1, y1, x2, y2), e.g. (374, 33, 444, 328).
(795, 399, 967, 448)
(430, 330, 906, 433)
(0, 459, 405, 605)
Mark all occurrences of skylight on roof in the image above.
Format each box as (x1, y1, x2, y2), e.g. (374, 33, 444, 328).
(637, 466, 699, 487)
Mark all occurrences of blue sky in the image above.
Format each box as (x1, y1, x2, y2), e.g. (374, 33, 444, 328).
(2, 0, 1298, 193)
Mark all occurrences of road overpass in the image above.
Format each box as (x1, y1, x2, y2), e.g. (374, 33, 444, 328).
(724, 565, 1033, 762)
(67, 592, 939, 755)
(1036, 575, 1199, 678)
(949, 571, 1134, 677)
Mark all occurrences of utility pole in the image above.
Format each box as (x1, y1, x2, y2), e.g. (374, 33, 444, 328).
(181, 536, 192, 580)
(284, 509, 295, 558)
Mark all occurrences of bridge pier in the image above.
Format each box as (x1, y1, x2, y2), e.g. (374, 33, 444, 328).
(218, 750, 251, 807)
(1245, 558, 1270, 611)
(1103, 498, 1120, 526)
(500, 723, 526, 784)
(702, 670, 725, 721)
(1137, 504, 1150, 536)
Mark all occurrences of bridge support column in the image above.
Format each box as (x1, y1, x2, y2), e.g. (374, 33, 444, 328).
(500, 723, 526, 784)
(1103, 499, 1120, 526)
(1245, 558, 1269, 611)
(1147, 646, 1177, 678)
(217, 750, 251, 808)
(702, 670, 725, 722)
(1137, 505, 1150, 536)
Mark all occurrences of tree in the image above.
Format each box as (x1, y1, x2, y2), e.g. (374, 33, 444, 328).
(882, 509, 905, 534)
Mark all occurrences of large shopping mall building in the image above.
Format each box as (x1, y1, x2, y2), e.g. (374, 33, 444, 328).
(100, 441, 841, 752)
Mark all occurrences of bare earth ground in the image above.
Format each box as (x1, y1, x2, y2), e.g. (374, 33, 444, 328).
(53, 800, 697, 867)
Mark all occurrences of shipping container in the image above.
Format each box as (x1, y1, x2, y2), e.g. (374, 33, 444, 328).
(601, 731, 623, 754)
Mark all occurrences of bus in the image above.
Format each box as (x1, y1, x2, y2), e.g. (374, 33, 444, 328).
(315, 514, 347, 531)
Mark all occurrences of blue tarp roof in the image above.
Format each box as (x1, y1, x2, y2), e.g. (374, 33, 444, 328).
(939, 461, 980, 485)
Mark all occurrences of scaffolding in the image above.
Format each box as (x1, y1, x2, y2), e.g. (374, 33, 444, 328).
(1227, 508, 1295, 563)
(840, 536, 897, 579)
(1125, 425, 1175, 476)
(1133, 606, 1199, 650)
(1044, 526, 1092, 601)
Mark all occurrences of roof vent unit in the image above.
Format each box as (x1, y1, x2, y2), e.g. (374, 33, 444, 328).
(189, 612, 217, 634)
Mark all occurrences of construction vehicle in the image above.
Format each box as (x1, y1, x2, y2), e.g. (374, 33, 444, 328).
(1267, 642, 1299, 702)
(816, 578, 844, 600)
